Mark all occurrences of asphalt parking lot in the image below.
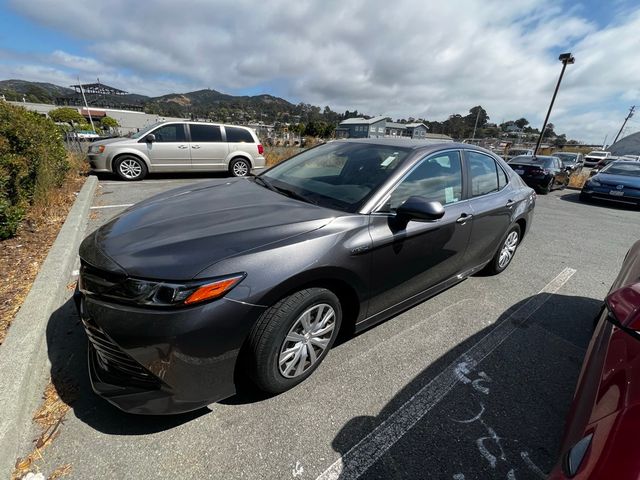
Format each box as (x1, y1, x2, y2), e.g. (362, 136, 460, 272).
(39, 172, 638, 479)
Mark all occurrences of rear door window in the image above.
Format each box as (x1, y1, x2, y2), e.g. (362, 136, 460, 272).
(190, 124, 223, 142)
(467, 151, 501, 196)
(225, 127, 254, 143)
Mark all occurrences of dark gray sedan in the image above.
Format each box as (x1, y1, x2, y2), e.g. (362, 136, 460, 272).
(77, 139, 536, 414)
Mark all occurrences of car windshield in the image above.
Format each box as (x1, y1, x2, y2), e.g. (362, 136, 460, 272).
(589, 151, 608, 157)
(260, 142, 412, 212)
(510, 156, 554, 168)
(601, 162, 640, 177)
(554, 153, 576, 163)
(128, 122, 164, 139)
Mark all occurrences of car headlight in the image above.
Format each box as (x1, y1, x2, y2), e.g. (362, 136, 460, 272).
(80, 272, 245, 307)
(88, 145, 106, 154)
(588, 179, 601, 187)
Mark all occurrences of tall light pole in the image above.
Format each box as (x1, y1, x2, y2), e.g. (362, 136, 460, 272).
(533, 52, 575, 155)
(611, 105, 635, 146)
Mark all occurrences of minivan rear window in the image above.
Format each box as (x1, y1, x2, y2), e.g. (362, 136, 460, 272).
(225, 127, 254, 143)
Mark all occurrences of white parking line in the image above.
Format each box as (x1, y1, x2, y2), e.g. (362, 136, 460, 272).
(316, 267, 577, 480)
(90, 204, 134, 210)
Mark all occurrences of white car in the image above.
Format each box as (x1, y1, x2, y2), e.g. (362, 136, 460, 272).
(584, 150, 611, 167)
(87, 121, 266, 180)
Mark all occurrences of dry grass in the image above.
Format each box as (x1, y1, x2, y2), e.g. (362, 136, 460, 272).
(568, 171, 590, 189)
(12, 382, 77, 480)
(0, 153, 87, 345)
(263, 146, 301, 167)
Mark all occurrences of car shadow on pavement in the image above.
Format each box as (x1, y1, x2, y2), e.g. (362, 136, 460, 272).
(46, 297, 209, 436)
(326, 293, 602, 480)
(558, 191, 639, 211)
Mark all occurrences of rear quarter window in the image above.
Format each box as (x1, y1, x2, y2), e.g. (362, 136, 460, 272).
(225, 126, 255, 143)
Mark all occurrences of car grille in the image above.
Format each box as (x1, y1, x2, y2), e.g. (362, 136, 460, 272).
(82, 317, 159, 388)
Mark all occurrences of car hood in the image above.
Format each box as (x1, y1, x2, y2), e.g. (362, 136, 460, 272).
(593, 173, 640, 188)
(80, 178, 338, 280)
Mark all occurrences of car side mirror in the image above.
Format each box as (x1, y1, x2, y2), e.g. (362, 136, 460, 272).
(396, 196, 445, 225)
(606, 283, 640, 330)
(145, 133, 156, 143)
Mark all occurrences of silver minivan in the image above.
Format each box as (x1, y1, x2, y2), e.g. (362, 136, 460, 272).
(87, 121, 266, 180)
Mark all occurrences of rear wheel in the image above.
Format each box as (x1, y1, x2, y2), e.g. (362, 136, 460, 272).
(484, 224, 521, 275)
(246, 288, 342, 394)
(114, 156, 147, 181)
(229, 158, 251, 177)
(542, 177, 554, 194)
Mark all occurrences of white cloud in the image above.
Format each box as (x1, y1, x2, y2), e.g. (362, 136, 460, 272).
(3, 0, 640, 142)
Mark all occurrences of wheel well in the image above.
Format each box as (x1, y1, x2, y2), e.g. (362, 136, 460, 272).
(229, 156, 252, 169)
(111, 152, 147, 173)
(516, 218, 527, 240)
(271, 279, 361, 339)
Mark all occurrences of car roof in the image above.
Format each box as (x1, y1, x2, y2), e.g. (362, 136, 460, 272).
(332, 139, 495, 155)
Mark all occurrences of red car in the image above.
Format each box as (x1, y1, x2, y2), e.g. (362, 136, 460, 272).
(550, 239, 640, 479)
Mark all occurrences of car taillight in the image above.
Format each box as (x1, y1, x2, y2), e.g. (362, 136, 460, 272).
(257, 144, 264, 155)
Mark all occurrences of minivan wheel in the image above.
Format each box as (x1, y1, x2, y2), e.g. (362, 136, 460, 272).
(246, 288, 342, 394)
(485, 224, 521, 275)
(230, 158, 251, 177)
(115, 156, 147, 181)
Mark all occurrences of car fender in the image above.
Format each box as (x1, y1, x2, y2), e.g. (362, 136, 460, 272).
(107, 147, 152, 172)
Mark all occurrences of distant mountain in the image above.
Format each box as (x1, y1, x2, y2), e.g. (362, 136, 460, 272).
(0, 79, 75, 103)
(0, 79, 301, 123)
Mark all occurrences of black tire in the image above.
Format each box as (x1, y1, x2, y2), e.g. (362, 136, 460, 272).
(114, 155, 147, 181)
(229, 157, 251, 177)
(484, 224, 521, 275)
(246, 288, 342, 394)
(542, 177, 554, 194)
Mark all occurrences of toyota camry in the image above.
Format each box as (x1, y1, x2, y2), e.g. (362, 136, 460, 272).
(76, 139, 536, 414)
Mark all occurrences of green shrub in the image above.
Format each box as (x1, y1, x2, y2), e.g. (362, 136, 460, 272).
(0, 101, 68, 238)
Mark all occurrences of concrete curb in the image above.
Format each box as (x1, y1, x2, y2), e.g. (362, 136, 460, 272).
(0, 175, 98, 478)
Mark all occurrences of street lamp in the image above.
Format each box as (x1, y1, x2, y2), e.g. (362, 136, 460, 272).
(533, 52, 575, 155)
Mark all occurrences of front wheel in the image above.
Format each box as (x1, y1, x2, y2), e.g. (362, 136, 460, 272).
(114, 156, 147, 181)
(484, 224, 521, 275)
(229, 158, 251, 177)
(246, 288, 342, 394)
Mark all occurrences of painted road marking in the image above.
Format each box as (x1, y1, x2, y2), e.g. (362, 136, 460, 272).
(316, 267, 577, 480)
(90, 204, 134, 210)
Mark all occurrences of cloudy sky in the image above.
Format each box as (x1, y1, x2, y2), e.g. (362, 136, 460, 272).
(1, 0, 639, 143)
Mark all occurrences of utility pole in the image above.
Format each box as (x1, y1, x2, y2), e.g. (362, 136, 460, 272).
(471, 107, 481, 140)
(611, 106, 635, 146)
(78, 76, 96, 133)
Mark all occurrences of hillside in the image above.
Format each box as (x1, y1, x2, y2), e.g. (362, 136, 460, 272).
(0, 79, 299, 123)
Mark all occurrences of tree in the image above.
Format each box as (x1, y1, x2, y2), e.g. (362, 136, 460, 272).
(466, 106, 489, 131)
(100, 116, 119, 129)
(48, 107, 85, 125)
(514, 118, 529, 129)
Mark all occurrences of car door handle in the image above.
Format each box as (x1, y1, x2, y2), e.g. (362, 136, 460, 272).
(178, 145, 188, 149)
(191, 145, 201, 149)
(456, 214, 473, 224)
(506, 199, 516, 208)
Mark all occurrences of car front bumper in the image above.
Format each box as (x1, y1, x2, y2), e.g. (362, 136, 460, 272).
(87, 153, 111, 173)
(75, 290, 266, 414)
(581, 187, 640, 206)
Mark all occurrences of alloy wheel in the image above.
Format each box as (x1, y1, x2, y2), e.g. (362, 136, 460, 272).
(498, 230, 519, 269)
(278, 303, 336, 378)
(232, 160, 249, 176)
(119, 159, 142, 179)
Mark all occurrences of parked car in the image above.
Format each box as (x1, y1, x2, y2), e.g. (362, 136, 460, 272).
(503, 148, 534, 162)
(75, 140, 536, 414)
(549, 239, 640, 479)
(552, 151, 585, 174)
(87, 121, 266, 180)
(589, 157, 618, 176)
(508, 155, 570, 193)
(584, 150, 611, 167)
(580, 161, 640, 207)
